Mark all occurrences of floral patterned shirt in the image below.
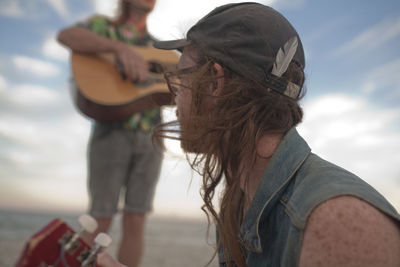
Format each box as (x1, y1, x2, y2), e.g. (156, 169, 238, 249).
(78, 15, 161, 132)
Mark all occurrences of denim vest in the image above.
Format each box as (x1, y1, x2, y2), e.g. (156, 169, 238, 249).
(218, 127, 400, 266)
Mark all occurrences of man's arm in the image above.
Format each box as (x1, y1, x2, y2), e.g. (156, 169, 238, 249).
(57, 26, 122, 54)
(57, 26, 148, 82)
(299, 195, 400, 267)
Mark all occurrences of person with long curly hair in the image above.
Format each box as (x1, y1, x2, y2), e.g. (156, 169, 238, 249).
(97, 2, 400, 267)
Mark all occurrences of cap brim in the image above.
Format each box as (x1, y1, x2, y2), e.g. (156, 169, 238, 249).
(153, 39, 191, 51)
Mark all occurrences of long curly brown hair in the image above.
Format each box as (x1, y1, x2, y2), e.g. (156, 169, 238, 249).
(153, 50, 305, 266)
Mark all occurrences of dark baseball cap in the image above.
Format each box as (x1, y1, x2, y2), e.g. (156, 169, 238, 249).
(154, 2, 305, 99)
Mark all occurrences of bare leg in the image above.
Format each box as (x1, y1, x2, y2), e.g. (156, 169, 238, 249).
(81, 216, 113, 246)
(118, 211, 146, 267)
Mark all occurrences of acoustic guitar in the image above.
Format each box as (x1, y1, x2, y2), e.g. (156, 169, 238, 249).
(71, 46, 178, 121)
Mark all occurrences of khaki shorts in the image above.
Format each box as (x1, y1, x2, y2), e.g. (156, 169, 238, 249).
(87, 122, 162, 217)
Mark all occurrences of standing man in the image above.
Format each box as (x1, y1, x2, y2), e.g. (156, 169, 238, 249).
(57, 1, 163, 266)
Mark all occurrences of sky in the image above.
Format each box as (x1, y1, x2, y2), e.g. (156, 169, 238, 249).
(0, 0, 400, 218)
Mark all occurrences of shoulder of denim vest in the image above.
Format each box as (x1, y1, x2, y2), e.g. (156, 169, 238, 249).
(240, 127, 311, 253)
(240, 127, 400, 256)
(285, 153, 400, 230)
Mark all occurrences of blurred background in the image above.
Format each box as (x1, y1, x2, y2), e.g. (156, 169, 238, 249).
(1, 0, 400, 266)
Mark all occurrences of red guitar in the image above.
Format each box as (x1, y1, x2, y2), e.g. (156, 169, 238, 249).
(15, 215, 111, 267)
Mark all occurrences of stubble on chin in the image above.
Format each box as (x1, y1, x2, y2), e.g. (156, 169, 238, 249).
(179, 120, 207, 154)
(127, 0, 155, 13)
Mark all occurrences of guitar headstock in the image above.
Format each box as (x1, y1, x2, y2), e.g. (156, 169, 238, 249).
(15, 215, 112, 267)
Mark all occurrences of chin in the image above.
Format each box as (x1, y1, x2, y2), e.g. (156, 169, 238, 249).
(179, 126, 199, 154)
(128, 0, 155, 12)
(141, 0, 156, 10)
(179, 130, 208, 154)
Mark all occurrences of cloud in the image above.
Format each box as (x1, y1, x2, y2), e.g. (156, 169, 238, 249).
(13, 55, 60, 77)
(303, 16, 348, 44)
(6, 84, 59, 106)
(0, 75, 7, 91)
(0, 112, 91, 213)
(0, 115, 46, 147)
(362, 57, 400, 95)
(93, 0, 118, 17)
(332, 16, 400, 57)
(298, 93, 400, 209)
(42, 35, 69, 61)
(0, 112, 90, 157)
(44, 0, 69, 18)
(7, 149, 36, 165)
(150, 0, 276, 40)
(0, 0, 23, 18)
(298, 93, 400, 181)
(0, 0, 69, 20)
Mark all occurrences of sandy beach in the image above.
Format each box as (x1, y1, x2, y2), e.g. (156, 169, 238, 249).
(0, 210, 218, 267)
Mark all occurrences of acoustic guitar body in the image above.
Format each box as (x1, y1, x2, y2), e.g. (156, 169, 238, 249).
(72, 46, 178, 121)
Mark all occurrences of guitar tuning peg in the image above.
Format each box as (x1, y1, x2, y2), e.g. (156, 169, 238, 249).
(78, 214, 98, 234)
(63, 214, 98, 252)
(94, 233, 112, 248)
(81, 233, 112, 266)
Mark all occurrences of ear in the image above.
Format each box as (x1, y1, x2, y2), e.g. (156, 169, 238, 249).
(210, 62, 225, 96)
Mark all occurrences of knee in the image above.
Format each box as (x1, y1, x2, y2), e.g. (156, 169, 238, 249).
(95, 216, 113, 232)
(122, 212, 146, 229)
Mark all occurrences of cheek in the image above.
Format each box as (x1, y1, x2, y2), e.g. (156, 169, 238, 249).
(175, 89, 192, 123)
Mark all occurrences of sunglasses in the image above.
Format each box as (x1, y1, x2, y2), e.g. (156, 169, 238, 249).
(164, 65, 199, 96)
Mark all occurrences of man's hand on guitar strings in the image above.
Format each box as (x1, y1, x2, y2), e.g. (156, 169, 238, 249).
(114, 43, 149, 83)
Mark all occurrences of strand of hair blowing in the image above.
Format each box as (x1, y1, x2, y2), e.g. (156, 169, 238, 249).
(153, 61, 304, 267)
